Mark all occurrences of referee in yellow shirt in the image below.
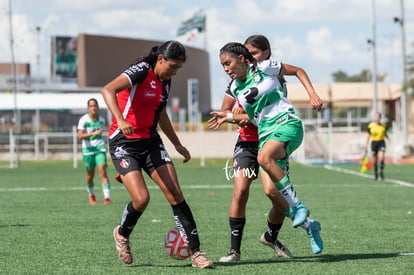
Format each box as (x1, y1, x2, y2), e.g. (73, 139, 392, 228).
(365, 112, 389, 180)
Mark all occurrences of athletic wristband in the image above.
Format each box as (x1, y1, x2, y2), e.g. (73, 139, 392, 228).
(226, 113, 234, 122)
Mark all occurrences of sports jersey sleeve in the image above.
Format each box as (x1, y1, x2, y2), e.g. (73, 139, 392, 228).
(99, 116, 106, 129)
(77, 114, 87, 131)
(122, 62, 150, 86)
(258, 59, 282, 77)
(225, 79, 236, 99)
(367, 123, 373, 135)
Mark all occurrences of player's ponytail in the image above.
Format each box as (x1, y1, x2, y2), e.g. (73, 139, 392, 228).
(134, 41, 186, 67)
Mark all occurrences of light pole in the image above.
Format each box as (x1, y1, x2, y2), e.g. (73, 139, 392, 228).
(35, 26, 41, 93)
(368, 0, 378, 114)
(8, 0, 20, 167)
(393, 0, 409, 157)
(8, 0, 19, 132)
(34, 26, 41, 160)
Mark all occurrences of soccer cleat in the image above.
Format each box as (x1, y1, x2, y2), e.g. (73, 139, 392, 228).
(380, 171, 384, 180)
(292, 202, 309, 227)
(113, 225, 133, 264)
(103, 198, 111, 205)
(89, 195, 97, 205)
(219, 249, 241, 262)
(191, 251, 214, 268)
(374, 172, 378, 180)
(259, 233, 293, 258)
(307, 219, 323, 254)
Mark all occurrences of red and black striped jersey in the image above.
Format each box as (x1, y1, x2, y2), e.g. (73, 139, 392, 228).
(109, 62, 171, 139)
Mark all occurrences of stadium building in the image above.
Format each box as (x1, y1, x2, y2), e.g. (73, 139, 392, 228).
(0, 34, 412, 162)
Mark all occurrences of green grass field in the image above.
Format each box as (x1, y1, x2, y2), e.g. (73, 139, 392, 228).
(0, 160, 413, 274)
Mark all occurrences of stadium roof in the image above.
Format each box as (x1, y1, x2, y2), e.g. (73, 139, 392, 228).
(287, 82, 402, 107)
(0, 92, 103, 110)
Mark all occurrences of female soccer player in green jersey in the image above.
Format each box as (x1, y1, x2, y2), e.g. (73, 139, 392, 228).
(210, 42, 323, 256)
(77, 98, 111, 205)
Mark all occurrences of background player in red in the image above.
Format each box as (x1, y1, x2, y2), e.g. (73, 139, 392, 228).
(101, 40, 213, 269)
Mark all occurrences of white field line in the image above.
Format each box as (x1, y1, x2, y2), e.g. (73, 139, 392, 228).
(323, 165, 414, 188)
(0, 184, 235, 192)
(2, 165, 413, 192)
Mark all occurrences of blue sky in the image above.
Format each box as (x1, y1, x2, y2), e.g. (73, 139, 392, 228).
(0, 0, 413, 109)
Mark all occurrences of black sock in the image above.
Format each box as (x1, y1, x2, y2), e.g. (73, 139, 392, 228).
(171, 201, 200, 254)
(265, 220, 283, 242)
(229, 217, 246, 254)
(119, 202, 142, 238)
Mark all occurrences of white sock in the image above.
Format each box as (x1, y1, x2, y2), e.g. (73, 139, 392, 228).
(102, 182, 110, 199)
(279, 184, 300, 207)
(86, 184, 94, 196)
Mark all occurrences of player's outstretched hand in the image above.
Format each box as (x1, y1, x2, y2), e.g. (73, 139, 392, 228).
(208, 111, 227, 130)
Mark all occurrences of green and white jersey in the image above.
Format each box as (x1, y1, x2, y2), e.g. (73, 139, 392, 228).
(257, 59, 287, 97)
(77, 114, 106, 155)
(227, 66, 298, 140)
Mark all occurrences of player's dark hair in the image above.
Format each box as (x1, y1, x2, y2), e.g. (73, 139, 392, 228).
(244, 34, 272, 60)
(136, 40, 186, 67)
(87, 98, 98, 107)
(219, 42, 257, 70)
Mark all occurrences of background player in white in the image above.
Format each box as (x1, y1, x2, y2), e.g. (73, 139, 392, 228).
(77, 98, 111, 205)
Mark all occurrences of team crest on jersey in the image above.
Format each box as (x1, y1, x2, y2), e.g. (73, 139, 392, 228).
(252, 72, 262, 83)
(120, 158, 130, 169)
(150, 80, 156, 89)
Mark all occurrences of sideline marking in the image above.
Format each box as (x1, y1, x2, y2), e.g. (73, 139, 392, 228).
(399, 252, 414, 256)
(324, 165, 414, 188)
(0, 185, 235, 193)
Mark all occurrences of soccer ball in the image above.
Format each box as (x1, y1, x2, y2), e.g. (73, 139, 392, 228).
(164, 227, 191, 260)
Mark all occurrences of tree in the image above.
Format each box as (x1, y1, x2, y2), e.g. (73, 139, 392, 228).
(331, 69, 373, 82)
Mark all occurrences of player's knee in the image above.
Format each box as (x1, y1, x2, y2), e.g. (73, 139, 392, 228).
(257, 153, 273, 170)
(233, 188, 249, 204)
(132, 195, 150, 211)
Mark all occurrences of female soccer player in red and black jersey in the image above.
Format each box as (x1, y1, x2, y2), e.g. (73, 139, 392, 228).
(101, 41, 213, 269)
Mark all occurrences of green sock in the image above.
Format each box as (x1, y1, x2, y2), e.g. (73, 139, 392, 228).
(274, 175, 290, 190)
(283, 206, 294, 218)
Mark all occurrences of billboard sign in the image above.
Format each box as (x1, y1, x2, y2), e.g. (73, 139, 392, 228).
(51, 36, 77, 81)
